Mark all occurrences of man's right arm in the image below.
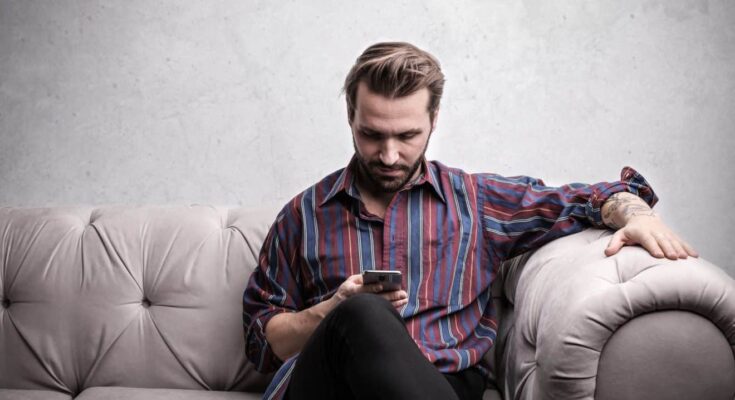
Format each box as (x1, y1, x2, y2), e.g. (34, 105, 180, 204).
(242, 203, 305, 372)
(265, 296, 339, 362)
(243, 203, 407, 369)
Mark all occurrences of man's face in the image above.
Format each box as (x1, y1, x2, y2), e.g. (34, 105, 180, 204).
(350, 81, 436, 195)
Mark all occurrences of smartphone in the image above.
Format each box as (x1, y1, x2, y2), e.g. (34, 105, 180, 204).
(362, 270, 402, 291)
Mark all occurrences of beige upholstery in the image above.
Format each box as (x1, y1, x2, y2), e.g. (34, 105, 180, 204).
(494, 229, 735, 399)
(595, 310, 735, 400)
(73, 387, 262, 400)
(0, 206, 277, 398)
(1, 206, 733, 399)
(0, 390, 71, 400)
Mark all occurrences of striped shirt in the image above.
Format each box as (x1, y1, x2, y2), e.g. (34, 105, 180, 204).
(242, 155, 657, 399)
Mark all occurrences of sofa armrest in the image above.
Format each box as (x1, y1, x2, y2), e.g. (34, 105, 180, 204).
(501, 228, 735, 400)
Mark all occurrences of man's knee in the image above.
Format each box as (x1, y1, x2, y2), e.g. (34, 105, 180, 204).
(327, 293, 402, 330)
(317, 293, 412, 360)
(338, 292, 392, 311)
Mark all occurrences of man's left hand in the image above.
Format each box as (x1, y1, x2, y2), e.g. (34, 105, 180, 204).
(604, 215, 699, 259)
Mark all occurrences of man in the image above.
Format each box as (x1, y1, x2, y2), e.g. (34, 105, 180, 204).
(242, 42, 697, 400)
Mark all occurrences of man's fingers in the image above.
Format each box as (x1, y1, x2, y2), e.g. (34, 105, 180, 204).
(380, 290, 408, 302)
(605, 231, 626, 256)
(379, 290, 408, 308)
(391, 298, 408, 308)
(681, 240, 699, 258)
(609, 220, 699, 260)
(389, 291, 409, 308)
(640, 235, 665, 258)
(361, 283, 383, 293)
(654, 235, 679, 260)
(655, 235, 680, 260)
(672, 233, 699, 258)
(669, 238, 689, 259)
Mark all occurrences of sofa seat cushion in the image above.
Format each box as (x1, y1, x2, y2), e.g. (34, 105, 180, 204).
(71, 386, 500, 400)
(0, 389, 71, 400)
(74, 387, 262, 400)
(483, 388, 502, 400)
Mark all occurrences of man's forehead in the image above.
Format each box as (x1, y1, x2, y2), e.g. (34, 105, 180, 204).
(354, 108, 428, 135)
(354, 82, 431, 125)
(354, 122, 423, 135)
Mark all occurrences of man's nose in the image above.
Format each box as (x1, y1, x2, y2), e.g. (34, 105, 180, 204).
(378, 140, 399, 166)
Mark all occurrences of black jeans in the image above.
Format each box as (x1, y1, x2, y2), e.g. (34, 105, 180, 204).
(285, 293, 486, 400)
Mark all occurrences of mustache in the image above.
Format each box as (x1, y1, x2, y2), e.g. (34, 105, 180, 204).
(368, 162, 409, 171)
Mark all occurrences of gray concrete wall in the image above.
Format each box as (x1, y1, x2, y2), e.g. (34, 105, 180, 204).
(1, 0, 733, 276)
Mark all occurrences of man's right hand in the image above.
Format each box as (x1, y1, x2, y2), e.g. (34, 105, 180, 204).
(333, 274, 408, 308)
(265, 274, 408, 362)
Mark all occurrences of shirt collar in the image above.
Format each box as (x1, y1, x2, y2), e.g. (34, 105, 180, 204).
(320, 154, 446, 207)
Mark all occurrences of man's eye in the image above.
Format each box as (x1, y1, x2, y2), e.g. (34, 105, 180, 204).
(400, 134, 417, 140)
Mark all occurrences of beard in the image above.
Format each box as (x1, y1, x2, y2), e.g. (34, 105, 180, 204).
(352, 138, 429, 195)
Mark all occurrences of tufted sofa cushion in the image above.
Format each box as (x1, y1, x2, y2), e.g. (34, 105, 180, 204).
(0, 205, 279, 396)
(0, 389, 72, 400)
(73, 387, 261, 399)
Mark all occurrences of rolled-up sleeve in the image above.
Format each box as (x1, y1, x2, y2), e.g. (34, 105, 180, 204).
(242, 202, 303, 373)
(478, 166, 657, 261)
(584, 166, 658, 227)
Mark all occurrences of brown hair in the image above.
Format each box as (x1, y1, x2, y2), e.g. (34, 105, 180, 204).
(343, 42, 445, 124)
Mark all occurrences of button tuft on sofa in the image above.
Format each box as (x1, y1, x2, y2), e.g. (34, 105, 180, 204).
(1, 298, 9, 308)
(142, 298, 151, 308)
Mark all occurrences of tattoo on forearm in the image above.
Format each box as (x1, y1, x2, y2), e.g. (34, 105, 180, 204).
(602, 193, 656, 229)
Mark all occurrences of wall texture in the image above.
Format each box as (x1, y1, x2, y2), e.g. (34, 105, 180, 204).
(1, 0, 733, 275)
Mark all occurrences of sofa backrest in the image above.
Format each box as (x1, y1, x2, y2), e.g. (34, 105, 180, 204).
(0, 205, 280, 396)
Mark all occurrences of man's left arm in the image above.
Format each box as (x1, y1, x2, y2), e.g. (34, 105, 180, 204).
(602, 192, 698, 259)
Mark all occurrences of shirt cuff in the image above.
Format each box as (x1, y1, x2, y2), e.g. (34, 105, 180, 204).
(245, 307, 290, 373)
(585, 166, 659, 228)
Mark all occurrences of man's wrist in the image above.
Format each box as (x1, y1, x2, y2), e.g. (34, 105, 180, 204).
(602, 192, 656, 229)
(331, 290, 346, 305)
(311, 295, 340, 320)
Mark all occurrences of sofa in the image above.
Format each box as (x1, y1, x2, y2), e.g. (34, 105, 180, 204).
(0, 205, 733, 400)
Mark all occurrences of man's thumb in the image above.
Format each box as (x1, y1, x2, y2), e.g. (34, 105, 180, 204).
(605, 231, 625, 256)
